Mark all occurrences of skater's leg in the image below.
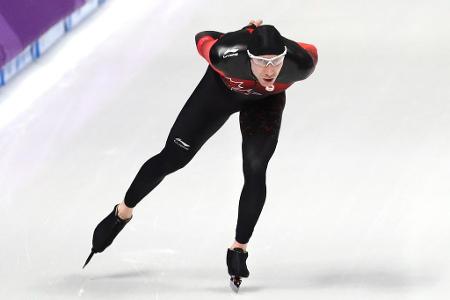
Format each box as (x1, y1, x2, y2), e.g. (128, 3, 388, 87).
(84, 68, 240, 268)
(234, 92, 286, 245)
(123, 67, 240, 208)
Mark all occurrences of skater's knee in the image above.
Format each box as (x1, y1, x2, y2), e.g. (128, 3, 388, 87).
(159, 142, 195, 173)
(243, 157, 267, 177)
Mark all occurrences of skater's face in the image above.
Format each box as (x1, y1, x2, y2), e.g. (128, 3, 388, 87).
(249, 54, 284, 89)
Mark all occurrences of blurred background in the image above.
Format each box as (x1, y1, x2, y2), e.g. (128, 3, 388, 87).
(0, 0, 449, 299)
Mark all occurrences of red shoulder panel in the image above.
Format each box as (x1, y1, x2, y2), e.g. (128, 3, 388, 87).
(298, 42, 318, 65)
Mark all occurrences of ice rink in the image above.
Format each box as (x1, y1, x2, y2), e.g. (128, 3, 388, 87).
(1, 0, 450, 299)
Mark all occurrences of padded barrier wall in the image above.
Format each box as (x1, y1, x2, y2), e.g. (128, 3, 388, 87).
(0, 0, 107, 86)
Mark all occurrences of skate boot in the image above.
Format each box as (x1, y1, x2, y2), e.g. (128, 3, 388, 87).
(226, 247, 250, 293)
(83, 204, 132, 268)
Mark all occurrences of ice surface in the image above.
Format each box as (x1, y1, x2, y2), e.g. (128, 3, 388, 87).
(1, 0, 450, 299)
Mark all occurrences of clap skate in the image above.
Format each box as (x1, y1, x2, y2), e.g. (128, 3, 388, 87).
(83, 204, 132, 268)
(226, 247, 250, 293)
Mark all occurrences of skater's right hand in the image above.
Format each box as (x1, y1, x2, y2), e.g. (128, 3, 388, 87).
(248, 19, 263, 27)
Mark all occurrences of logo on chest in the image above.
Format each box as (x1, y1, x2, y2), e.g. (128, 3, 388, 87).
(224, 77, 262, 96)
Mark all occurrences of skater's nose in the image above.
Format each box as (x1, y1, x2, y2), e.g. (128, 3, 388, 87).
(263, 66, 276, 76)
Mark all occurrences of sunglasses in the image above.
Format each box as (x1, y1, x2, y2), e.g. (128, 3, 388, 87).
(247, 46, 287, 67)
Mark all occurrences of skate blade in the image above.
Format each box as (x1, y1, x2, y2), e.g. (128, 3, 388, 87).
(82, 251, 95, 269)
(230, 276, 241, 293)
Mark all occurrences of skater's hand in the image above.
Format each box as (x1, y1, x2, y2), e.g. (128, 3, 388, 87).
(248, 19, 263, 27)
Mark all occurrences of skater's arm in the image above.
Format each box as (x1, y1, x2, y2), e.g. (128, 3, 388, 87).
(298, 42, 318, 66)
(277, 36, 318, 82)
(194, 21, 254, 66)
(206, 23, 257, 77)
(195, 31, 224, 64)
(195, 31, 223, 45)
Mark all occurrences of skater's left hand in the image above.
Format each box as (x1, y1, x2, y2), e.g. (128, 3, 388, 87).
(248, 19, 263, 27)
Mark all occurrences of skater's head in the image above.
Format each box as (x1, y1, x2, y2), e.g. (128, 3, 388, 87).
(248, 25, 285, 56)
(247, 25, 286, 90)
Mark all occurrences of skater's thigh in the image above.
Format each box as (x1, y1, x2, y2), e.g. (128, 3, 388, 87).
(239, 92, 286, 166)
(165, 69, 237, 154)
(239, 92, 286, 138)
